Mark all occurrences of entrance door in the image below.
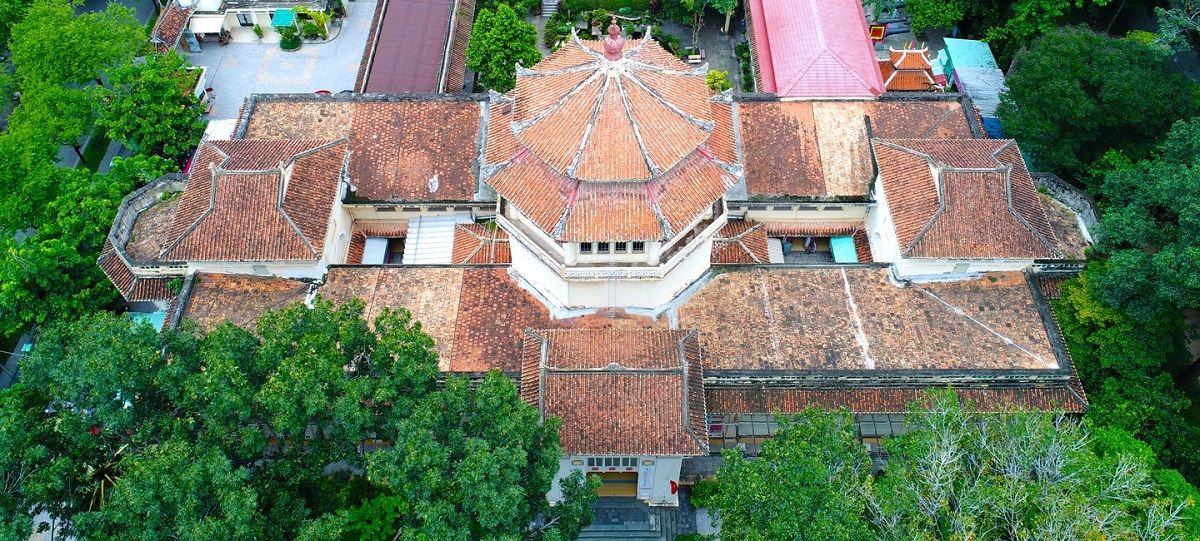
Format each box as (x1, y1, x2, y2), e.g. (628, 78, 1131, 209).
(589, 472, 638, 497)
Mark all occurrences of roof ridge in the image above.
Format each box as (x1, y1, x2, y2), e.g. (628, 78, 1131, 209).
(512, 69, 604, 134)
(614, 75, 661, 176)
(159, 163, 226, 259)
(564, 74, 613, 177)
(994, 143, 1062, 258)
(625, 68, 715, 132)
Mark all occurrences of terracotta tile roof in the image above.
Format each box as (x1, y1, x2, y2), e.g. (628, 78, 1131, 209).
(762, 221, 862, 236)
(863, 99, 975, 139)
(879, 60, 941, 92)
(890, 48, 933, 70)
(708, 100, 739, 165)
(126, 196, 180, 262)
(150, 1, 193, 54)
(511, 36, 712, 182)
(346, 222, 409, 264)
(679, 267, 1060, 371)
(98, 241, 136, 298)
(712, 220, 770, 264)
(442, 0, 476, 92)
(1035, 274, 1070, 300)
(128, 279, 174, 301)
(489, 148, 733, 242)
(484, 100, 520, 166)
(160, 140, 346, 262)
(738, 101, 873, 198)
(241, 100, 357, 140)
(873, 139, 1061, 259)
(452, 223, 510, 264)
(316, 266, 665, 374)
(347, 100, 481, 202)
(747, 0, 884, 97)
(239, 97, 484, 203)
(319, 267, 464, 370)
(706, 385, 1087, 414)
(451, 267, 552, 372)
(522, 329, 708, 456)
(181, 273, 311, 330)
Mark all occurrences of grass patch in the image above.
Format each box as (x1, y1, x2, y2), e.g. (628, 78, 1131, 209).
(75, 134, 112, 173)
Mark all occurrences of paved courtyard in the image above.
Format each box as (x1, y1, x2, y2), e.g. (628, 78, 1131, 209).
(184, 0, 378, 120)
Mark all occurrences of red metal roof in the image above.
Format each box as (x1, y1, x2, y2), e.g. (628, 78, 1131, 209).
(363, 0, 453, 93)
(747, 0, 885, 97)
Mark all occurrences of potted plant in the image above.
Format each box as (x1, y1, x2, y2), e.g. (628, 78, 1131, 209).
(278, 25, 301, 50)
(252, 24, 264, 39)
(591, 8, 607, 28)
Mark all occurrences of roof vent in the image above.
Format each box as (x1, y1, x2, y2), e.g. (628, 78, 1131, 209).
(606, 362, 624, 370)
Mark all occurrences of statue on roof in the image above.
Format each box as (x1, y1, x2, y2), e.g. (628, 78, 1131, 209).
(603, 18, 624, 61)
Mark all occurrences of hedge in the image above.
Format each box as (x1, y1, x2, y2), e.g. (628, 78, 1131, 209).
(561, 0, 652, 14)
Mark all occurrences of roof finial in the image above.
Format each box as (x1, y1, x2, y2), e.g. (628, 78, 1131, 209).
(603, 17, 624, 61)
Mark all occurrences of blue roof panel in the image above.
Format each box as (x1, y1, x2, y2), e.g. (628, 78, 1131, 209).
(830, 236, 859, 263)
(943, 38, 1000, 70)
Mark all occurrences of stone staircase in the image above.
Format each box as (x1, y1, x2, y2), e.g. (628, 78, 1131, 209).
(541, 0, 557, 16)
(577, 498, 692, 540)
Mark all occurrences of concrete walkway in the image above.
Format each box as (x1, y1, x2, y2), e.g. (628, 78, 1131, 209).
(183, 0, 378, 120)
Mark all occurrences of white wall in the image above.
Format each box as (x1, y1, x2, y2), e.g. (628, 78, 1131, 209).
(188, 260, 324, 280)
(743, 205, 869, 222)
(547, 456, 684, 507)
(865, 175, 899, 264)
(894, 257, 1033, 280)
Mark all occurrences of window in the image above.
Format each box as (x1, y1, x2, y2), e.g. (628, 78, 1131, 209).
(631, 241, 645, 253)
(823, 206, 844, 211)
(579, 242, 593, 254)
(597, 242, 610, 254)
(614, 241, 627, 253)
(236, 12, 254, 26)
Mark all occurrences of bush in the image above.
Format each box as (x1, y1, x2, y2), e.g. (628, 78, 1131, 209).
(706, 70, 731, 92)
(301, 20, 321, 39)
(544, 17, 560, 47)
(563, 0, 652, 14)
(689, 479, 718, 507)
(278, 25, 301, 50)
(590, 8, 608, 26)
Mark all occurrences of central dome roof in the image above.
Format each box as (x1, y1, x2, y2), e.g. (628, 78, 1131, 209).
(509, 31, 715, 182)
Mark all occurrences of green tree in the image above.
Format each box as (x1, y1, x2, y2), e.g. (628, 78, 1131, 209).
(710, 0, 737, 34)
(0, 155, 172, 337)
(866, 392, 1187, 539)
(1086, 119, 1200, 321)
(1052, 269, 1200, 485)
(9, 0, 143, 87)
(466, 4, 542, 92)
(0, 0, 33, 49)
(709, 409, 872, 541)
(11, 83, 94, 164)
(363, 370, 598, 541)
(95, 52, 206, 163)
(8, 300, 593, 540)
(905, 0, 968, 31)
(73, 439, 262, 541)
(708, 394, 1193, 540)
(996, 26, 1198, 178)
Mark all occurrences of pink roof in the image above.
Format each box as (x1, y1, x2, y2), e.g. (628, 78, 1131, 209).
(748, 0, 885, 98)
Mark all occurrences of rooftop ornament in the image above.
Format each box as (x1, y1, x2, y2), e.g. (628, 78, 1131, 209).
(603, 18, 624, 61)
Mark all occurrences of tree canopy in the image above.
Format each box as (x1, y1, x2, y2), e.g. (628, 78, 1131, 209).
(9, 0, 144, 87)
(708, 394, 1193, 541)
(1084, 119, 1200, 321)
(3, 301, 596, 541)
(997, 26, 1199, 178)
(95, 52, 206, 163)
(466, 4, 542, 93)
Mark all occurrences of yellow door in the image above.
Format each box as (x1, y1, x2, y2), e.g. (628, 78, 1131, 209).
(590, 472, 638, 497)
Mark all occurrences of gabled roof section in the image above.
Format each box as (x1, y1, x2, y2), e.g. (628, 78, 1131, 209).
(520, 329, 708, 456)
(873, 139, 1062, 259)
(150, 1, 193, 54)
(879, 48, 941, 92)
(747, 0, 884, 97)
(159, 139, 347, 262)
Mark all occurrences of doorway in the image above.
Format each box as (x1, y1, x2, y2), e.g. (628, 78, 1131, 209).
(589, 472, 638, 497)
